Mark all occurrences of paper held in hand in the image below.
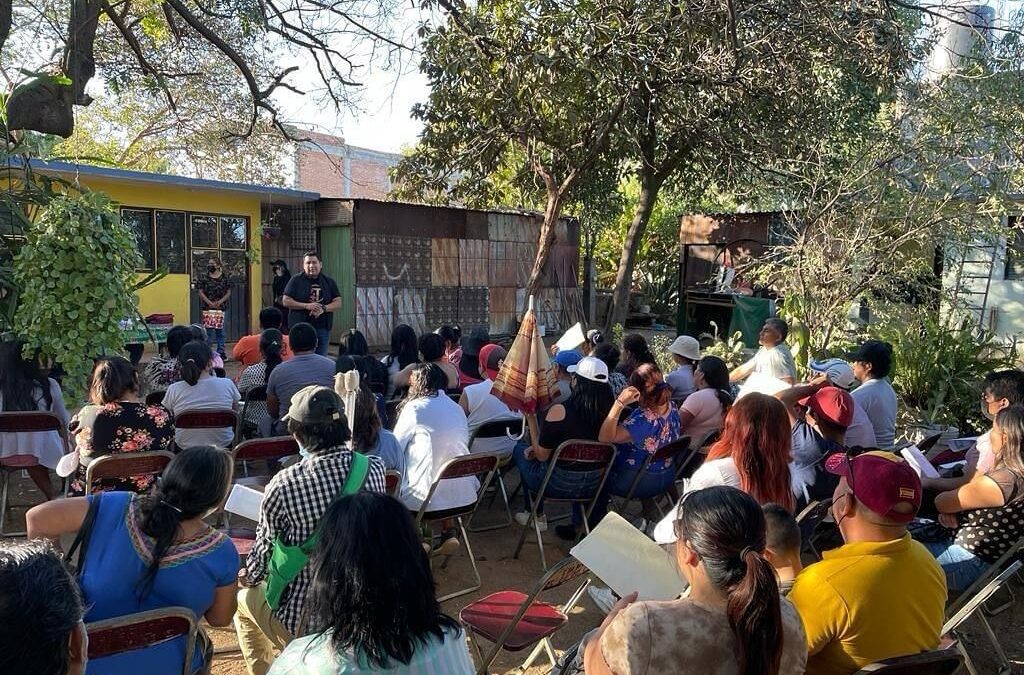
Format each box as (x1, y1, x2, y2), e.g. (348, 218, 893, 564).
(224, 484, 264, 522)
(554, 322, 585, 353)
(900, 445, 941, 480)
(570, 512, 688, 602)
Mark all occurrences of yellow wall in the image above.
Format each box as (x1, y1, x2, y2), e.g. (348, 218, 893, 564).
(51, 176, 263, 333)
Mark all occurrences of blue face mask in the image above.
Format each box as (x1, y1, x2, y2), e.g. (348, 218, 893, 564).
(298, 444, 311, 459)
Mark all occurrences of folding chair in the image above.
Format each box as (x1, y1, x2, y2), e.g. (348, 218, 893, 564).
(613, 436, 693, 516)
(173, 409, 238, 450)
(512, 439, 617, 571)
(795, 498, 834, 562)
(696, 428, 720, 451)
(145, 391, 166, 406)
(0, 411, 71, 536)
(943, 556, 1024, 675)
(415, 452, 500, 601)
(385, 469, 401, 496)
(231, 435, 299, 484)
(236, 385, 267, 441)
(850, 647, 963, 674)
(83, 450, 176, 495)
(87, 606, 200, 675)
(467, 417, 524, 532)
(460, 556, 592, 675)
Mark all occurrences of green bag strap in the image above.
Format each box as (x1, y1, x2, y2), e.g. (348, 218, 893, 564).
(342, 451, 370, 496)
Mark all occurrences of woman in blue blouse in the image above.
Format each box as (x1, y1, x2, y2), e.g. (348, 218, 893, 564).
(599, 363, 683, 510)
(27, 446, 238, 675)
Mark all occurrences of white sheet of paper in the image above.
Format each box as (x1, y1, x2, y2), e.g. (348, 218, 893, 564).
(224, 484, 264, 521)
(900, 445, 941, 479)
(555, 322, 585, 353)
(736, 372, 790, 399)
(570, 512, 687, 602)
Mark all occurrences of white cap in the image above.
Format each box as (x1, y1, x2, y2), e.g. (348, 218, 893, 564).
(568, 356, 609, 383)
(809, 358, 856, 390)
(668, 335, 701, 361)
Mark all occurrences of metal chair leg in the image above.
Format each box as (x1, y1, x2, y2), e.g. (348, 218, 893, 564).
(0, 468, 26, 538)
(469, 474, 514, 532)
(438, 517, 482, 602)
(535, 511, 548, 571)
(978, 613, 1011, 673)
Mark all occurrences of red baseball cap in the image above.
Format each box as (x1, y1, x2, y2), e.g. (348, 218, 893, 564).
(825, 451, 922, 523)
(799, 386, 855, 428)
(479, 344, 506, 381)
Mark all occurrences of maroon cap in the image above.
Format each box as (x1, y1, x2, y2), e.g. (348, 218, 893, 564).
(479, 344, 506, 381)
(799, 386, 855, 428)
(825, 451, 922, 523)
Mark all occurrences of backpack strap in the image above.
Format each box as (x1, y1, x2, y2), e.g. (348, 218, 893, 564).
(343, 451, 370, 495)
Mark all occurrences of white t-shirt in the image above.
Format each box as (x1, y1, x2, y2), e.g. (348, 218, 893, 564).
(395, 394, 478, 512)
(851, 377, 898, 449)
(463, 379, 522, 458)
(748, 344, 798, 381)
(965, 430, 994, 475)
(845, 401, 878, 449)
(0, 378, 69, 468)
(654, 457, 741, 543)
(679, 388, 725, 445)
(163, 375, 240, 449)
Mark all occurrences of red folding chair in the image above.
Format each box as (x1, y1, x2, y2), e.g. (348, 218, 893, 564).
(83, 450, 176, 495)
(231, 436, 299, 486)
(0, 411, 71, 536)
(512, 439, 616, 571)
(468, 417, 525, 532)
(385, 469, 401, 497)
(87, 607, 201, 675)
(460, 556, 591, 675)
(414, 453, 500, 602)
(173, 409, 238, 450)
(850, 647, 963, 674)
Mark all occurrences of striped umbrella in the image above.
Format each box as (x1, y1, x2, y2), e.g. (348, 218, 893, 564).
(492, 295, 558, 414)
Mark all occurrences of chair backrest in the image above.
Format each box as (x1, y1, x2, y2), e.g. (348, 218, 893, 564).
(85, 450, 176, 488)
(851, 648, 963, 674)
(471, 417, 525, 441)
(232, 436, 299, 463)
(696, 428, 720, 450)
(385, 469, 401, 497)
(87, 607, 198, 675)
(416, 452, 500, 522)
(652, 436, 690, 463)
(174, 409, 238, 430)
(447, 391, 463, 402)
(943, 559, 1023, 634)
(945, 532, 1024, 618)
(145, 391, 166, 406)
(0, 411, 71, 459)
(554, 440, 616, 467)
(540, 556, 591, 593)
(243, 385, 268, 402)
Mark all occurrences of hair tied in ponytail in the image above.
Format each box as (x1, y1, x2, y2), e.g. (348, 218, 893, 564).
(740, 546, 756, 560)
(186, 358, 196, 364)
(160, 499, 183, 515)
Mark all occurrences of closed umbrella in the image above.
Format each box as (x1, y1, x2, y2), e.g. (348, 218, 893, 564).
(492, 295, 558, 421)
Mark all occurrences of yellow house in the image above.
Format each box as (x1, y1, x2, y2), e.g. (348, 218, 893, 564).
(32, 160, 320, 340)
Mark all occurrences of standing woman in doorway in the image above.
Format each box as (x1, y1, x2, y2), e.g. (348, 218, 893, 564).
(270, 259, 291, 331)
(197, 256, 231, 360)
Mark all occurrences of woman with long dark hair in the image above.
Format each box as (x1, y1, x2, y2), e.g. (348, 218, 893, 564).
(512, 356, 615, 540)
(271, 259, 291, 329)
(679, 356, 733, 444)
(616, 333, 657, 379)
(27, 446, 238, 675)
(381, 324, 419, 398)
(593, 342, 627, 395)
(438, 324, 462, 366)
(65, 356, 173, 495)
(584, 486, 807, 675)
(928, 404, 1024, 592)
(238, 329, 284, 438)
(0, 339, 68, 500)
(267, 493, 474, 673)
(351, 385, 404, 472)
(162, 340, 240, 448)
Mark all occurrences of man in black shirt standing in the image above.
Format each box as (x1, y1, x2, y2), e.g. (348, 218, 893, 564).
(281, 251, 342, 356)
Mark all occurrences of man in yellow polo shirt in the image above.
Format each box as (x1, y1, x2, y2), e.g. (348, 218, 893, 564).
(789, 451, 947, 675)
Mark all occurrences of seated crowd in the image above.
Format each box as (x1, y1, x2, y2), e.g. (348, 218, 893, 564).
(2, 312, 1022, 675)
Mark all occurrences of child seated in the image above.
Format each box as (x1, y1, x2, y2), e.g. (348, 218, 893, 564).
(763, 503, 803, 594)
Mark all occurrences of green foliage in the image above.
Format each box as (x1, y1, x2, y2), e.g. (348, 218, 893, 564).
(872, 310, 1015, 434)
(14, 192, 143, 395)
(700, 328, 749, 370)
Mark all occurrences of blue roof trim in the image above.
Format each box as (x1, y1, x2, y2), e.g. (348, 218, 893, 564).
(23, 159, 320, 202)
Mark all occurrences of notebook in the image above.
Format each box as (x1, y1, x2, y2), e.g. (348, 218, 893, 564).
(224, 484, 264, 522)
(570, 512, 687, 601)
(900, 445, 941, 479)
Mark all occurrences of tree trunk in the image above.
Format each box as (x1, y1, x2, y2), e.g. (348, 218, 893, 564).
(525, 187, 564, 298)
(606, 170, 664, 331)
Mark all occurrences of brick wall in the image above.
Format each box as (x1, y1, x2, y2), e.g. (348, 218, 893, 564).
(293, 130, 402, 199)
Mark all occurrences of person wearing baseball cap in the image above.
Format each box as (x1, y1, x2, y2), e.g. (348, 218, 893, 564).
(776, 376, 855, 506)
(235, 385, 388, 672)
(666, 335, 701, 403)
(458, 344, 521, 459)
(789, 450, 946, 675)
(808, 358, 877, 449)
(849, 339, 898, 449)
(552, 349, 583, 404)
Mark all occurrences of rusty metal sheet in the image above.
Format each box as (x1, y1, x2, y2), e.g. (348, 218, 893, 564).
(355, 234, 431, 287)
(459, 239, 489, 287)
(426, 287, 459, 330)
(395, 287, 428, 336)
(432, 238, 460, 287)
(489, 287, 517, 335)
(355, 286, 393, 347)
(458, 287, 489, 328)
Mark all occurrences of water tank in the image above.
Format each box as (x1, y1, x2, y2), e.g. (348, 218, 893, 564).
(925, 4, 996, 79)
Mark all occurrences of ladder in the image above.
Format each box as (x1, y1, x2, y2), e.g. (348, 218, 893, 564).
(951, 236, 999, 330)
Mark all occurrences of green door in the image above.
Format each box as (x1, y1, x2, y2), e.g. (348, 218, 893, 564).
(319, 225, 355, 342)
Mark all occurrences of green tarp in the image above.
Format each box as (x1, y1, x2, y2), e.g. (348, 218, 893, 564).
(728, 295, 772, 348)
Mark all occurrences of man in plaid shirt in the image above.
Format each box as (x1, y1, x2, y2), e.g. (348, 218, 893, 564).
(234, 385, 387, 675)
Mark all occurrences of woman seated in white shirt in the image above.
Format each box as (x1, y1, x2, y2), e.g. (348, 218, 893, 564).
(459, 344, 521, 458)
(162, 340, 240, 449)
(395, 363, 476, 554)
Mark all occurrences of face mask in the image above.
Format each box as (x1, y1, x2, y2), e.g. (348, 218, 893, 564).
(298, 443, 311, 459)
(982, 399, 997, 422)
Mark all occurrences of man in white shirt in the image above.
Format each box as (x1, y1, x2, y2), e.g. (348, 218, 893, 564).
(850, 340, 898, 449)
(729, 318, 797, 385)
(459, 344, 522, 458)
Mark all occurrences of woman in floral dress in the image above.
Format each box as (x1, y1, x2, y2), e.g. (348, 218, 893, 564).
(63, 356, 174, 495)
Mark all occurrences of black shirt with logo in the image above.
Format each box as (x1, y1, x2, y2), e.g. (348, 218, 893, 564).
(283, 273, 341, 330)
